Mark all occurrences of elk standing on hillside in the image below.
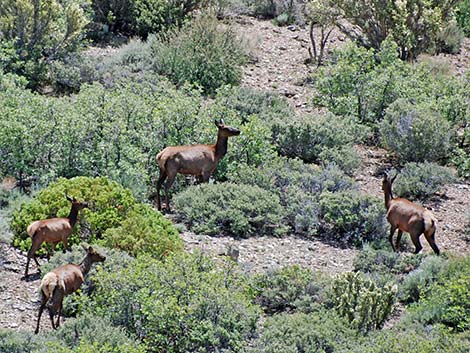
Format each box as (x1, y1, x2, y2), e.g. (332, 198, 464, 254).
(24, 196, 89, 278)
(155, 119, 241, 211)
(35, 245, 106, 333)
(382, 173, 440, 255)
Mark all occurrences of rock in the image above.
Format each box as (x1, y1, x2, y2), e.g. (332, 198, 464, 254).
(287, 25, 297, 32)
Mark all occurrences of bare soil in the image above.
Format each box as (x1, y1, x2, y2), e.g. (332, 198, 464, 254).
(1, 16, 469, 333)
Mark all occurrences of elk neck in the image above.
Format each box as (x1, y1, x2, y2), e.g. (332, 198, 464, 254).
(214, 132, 229, 161)
(79, 254, 93, 276)
(67, 206, 80, 228)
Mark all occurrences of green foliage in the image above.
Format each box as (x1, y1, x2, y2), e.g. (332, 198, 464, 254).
(101, 203, 182, 258)
(90, 253, 260, 352)
(353, 245, 423, 276)
(437, 21, 464, 54)
(399, 255, 449, 304)
(150, 15, 247, 94)
(11, 177, 135, 253)
(252, 266, 326, 314)
(319, 191, 386, 245)
(451, 146, 470, 179)
(0, 0, 88, 88)
(457, 0, 470, 36)
(272, 113, 364, 173)
(332, 272, 397, 332)
(331, 0, 460, 59)
(392, 162, 456, 200)
(173, 182, 287, 237)
(380, 99, 453, 163)
(409, 257, 470, 331)
(251, 310, 356, 353)
(348, 324, 470, 353)
(0, 329, 55, 353)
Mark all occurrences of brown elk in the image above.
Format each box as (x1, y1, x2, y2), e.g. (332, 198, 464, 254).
(35, 245, 106, 333)
(155, 119, 241, 211)
(24, 195, 89, 278)
(382, 173, 439, 255)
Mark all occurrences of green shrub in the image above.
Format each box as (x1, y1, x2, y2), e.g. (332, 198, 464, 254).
(90, 253, 260, 352)
(437, 21, 464, 54)
(399, 255, 449, 304)
(353, 245, 423, 276)
(150, 15, 247, 94)
(380, 99, 453, 163)
(408, 257, 470, 331)
(11, 177, 135, 254)
(101, 203, 182, 258)
(319, 191, 386, 245)
(332, 272, 397, 332)
(252, 266, 327, 314)
(251, 310, 356, 353)
(0, 329, 55, 353)
(457, 0, 470, 36)
(392, 162, 456, 200)
(452, 147, 470, 179)
(173, 182, 287, 237)
(348, 324, 470, 353)
(272, 113, 364, 172)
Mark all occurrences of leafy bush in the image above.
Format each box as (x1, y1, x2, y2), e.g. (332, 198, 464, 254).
(353, 245, 423, 276)
(437, 21, 464, 54)
(11, 177, 135, 253)
(0, 0, 88, 88)
(380, 99, 452, 163)
(332, 272, 397, 332)
(348, 324, 470, 353)
(408, 257, 470, 331)
(252, 266, 327, 314)
(251, 310, 356, 353)
(101, 203, 182, 258)
(90, 253, 260, 352)
(392, 162, 456, 200)
(0, 329, 55, 353)
(272, 113, 364, 173)
(457, 0, 470, 36)
(319, 191, 386, 245)
(173, 182, 287, 237)
(399, 255, 449, 304)
(150, 15, 247, 94)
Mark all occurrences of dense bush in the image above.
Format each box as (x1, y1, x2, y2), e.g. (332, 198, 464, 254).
(150, 16, 247, 94)
(457, 0, 470, 36)
(392, 162, 456, 200)
(251, 266, 327, 314)
(173, 182, 287, 237)
(399, 255, 449, 303)
(332, 272, 397, 332)
(0, 0, 87, 88)
(353, 245, 423, 276)
(272, 113, 364, 173)
(89, 253, 260, 352)
(380, 99, 452, 163)
(348, 324, 470, 353)
(101, 203, 182, 258)
(319, 191, 386, 245)
(11, 177, 135, 253)
(251, 310, 356, 353)
(409, 257, 470, 331)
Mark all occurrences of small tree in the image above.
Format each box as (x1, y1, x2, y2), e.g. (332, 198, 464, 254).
(0, 0, 88, 87)
(306, 0, 339, 66)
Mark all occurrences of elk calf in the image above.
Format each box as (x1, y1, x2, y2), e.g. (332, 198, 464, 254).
(156, 119, 240, 211)
(382, 174, 439, 255)
(25, 196, 88, 278)
(35, 245, 106, 333)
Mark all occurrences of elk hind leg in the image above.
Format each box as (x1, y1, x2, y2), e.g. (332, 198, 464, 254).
(35, 293, 47, 334)
(424, 229, 440, 255)
(156, 170, 167, 211)
(163, 172, 177, 211)
(395, 230, 403, 251)
(409, 232, 423, 254)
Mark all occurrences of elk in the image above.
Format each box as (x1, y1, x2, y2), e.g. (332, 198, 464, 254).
(155, 119, 241, 211)
(35, 245, 106, 333)
(24, 195, 89, 278)
(382, 173, 439, 255)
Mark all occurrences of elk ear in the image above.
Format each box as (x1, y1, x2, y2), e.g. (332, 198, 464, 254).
(66, 194, 73, 202)
(220, 118, 225, 125)
(391, 173, 398, 184)
(214, 119, 220, 127)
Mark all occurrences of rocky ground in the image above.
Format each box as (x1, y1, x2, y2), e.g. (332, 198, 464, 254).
(0, 16, 469, 333)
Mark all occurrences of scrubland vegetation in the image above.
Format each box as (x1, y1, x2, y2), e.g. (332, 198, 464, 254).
(0, 0, 469, 352)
